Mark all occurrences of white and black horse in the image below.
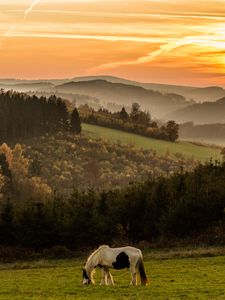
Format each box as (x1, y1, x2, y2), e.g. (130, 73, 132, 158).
(82, 245, 148, 286)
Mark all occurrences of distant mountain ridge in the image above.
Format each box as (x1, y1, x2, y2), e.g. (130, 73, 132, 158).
(55, 79, 190, 118)
(71, 75, 225, 102)
(166, 97, 225, 124)
(1, 75, 225, 102)
(1, 75, 225, 122)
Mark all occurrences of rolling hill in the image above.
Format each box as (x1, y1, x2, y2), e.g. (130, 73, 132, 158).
(71, 75, 225, 103)
(166, 97, 225, 124)
(55, 80, 190, 118)
(0, 81, 55, 92)
(82, 123, 221, 162)
(1, 75, 225, 103)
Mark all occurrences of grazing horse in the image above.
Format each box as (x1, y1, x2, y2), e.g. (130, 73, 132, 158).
(82, 245, 148, 286)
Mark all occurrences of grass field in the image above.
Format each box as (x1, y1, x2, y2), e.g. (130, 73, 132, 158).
(1, 252, 225, 299)
(82, 124, 222, 162)
(182, 137, 225, 147)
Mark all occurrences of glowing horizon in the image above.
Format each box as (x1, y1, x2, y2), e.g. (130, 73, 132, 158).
(0, 0, 225, 87)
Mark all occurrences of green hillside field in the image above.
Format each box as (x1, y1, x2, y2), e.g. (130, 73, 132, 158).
(82, 123, 222, 162)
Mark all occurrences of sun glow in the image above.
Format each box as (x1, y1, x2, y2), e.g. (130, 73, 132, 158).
(0, 0, 225, 86)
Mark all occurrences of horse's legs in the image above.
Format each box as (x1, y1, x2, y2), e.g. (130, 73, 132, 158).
(100, 269, 107, 285)
(132, 272, 137, 286)
(103, 267, 115, 285)
(107, 271, 115, 285)
(130, 266, 137, 286)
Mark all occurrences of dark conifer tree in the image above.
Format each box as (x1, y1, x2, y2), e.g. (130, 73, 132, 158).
(0, 200, 15, 245)
(70, 108, 82, 134)
(0, 90, 69, 140)
(130, 102, 141, 124)
(119, 107, 129, 121)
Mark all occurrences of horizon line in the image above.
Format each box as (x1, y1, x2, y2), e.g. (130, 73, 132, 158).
(0, 74, 224, 89)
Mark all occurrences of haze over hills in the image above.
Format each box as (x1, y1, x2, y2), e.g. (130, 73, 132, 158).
(1, 75, 225, 124)
(0, 78, 68, 85)
(1, 75, 225, 103)
(166, 97, 225, 124)
(0, 77, 192, 118)
(0, 82, 55, 92)
(55, 79, 190, 118)
(71, 76, 225, 103)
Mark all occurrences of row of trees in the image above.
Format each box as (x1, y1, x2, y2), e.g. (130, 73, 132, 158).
(0, 161, 225, 249)
(79, 103, 179, 142)
(0, 90, 81, 141)
(0, 90, 178, 142)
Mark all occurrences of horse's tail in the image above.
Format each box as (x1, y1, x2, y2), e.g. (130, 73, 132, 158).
(137, 256, 148, 286)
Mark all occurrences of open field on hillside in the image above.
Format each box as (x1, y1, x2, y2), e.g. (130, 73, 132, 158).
(83, 124, 222, 162)
(1, 253, 225, 299)
(181, 137, 225, 147)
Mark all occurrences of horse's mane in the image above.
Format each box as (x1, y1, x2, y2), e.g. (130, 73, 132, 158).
(87, 245, 109, 263)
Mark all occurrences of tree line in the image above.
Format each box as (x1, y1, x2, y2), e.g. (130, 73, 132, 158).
(0, 90, 178, 142)
(79, 102, 179, 142)
(0, 90, 81, 141)
(0, 160, 224, 250)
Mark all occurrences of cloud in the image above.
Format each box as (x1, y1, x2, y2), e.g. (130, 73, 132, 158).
(0, 0, 225, 85)
(88, 40, 186, 73)
(24, 0, 41, 18)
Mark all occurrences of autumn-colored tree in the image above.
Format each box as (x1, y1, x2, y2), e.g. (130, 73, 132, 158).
(0, 143, 52, 201)
(0, 143, 13, 169)
(0, 153, 11, 178)
(166, 120, 179, 142)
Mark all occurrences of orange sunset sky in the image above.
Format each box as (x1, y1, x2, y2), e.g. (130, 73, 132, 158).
(0, 0, 225, 86)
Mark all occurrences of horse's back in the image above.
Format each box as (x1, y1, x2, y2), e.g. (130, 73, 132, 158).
(116, 246, 142, 256)
(105, 246, 141, 255)
(99, 246, 142, 268)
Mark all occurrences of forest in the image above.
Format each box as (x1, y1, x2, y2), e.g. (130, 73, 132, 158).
(0, 160, 225, 251)
(0, 133, 196, 198)
(0, 90, 81, 141)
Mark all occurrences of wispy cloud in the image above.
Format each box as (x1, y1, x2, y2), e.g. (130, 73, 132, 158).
(24, 0, 42, 19)
(5, 30, 165, 43)
(0, 0, 225, 85)
(5, 9, 225, 20)
(89, 41, 183, 73)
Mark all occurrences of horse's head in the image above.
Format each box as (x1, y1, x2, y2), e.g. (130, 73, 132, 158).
(82, 268, 91, 285)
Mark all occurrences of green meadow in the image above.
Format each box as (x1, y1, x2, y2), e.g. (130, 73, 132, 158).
(82, 123, 222, 162)
(1, 253, 225, 299)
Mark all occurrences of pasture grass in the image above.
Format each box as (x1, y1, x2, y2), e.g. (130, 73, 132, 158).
(82, 123, 221, 162)
(1, 250, 225, 299)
